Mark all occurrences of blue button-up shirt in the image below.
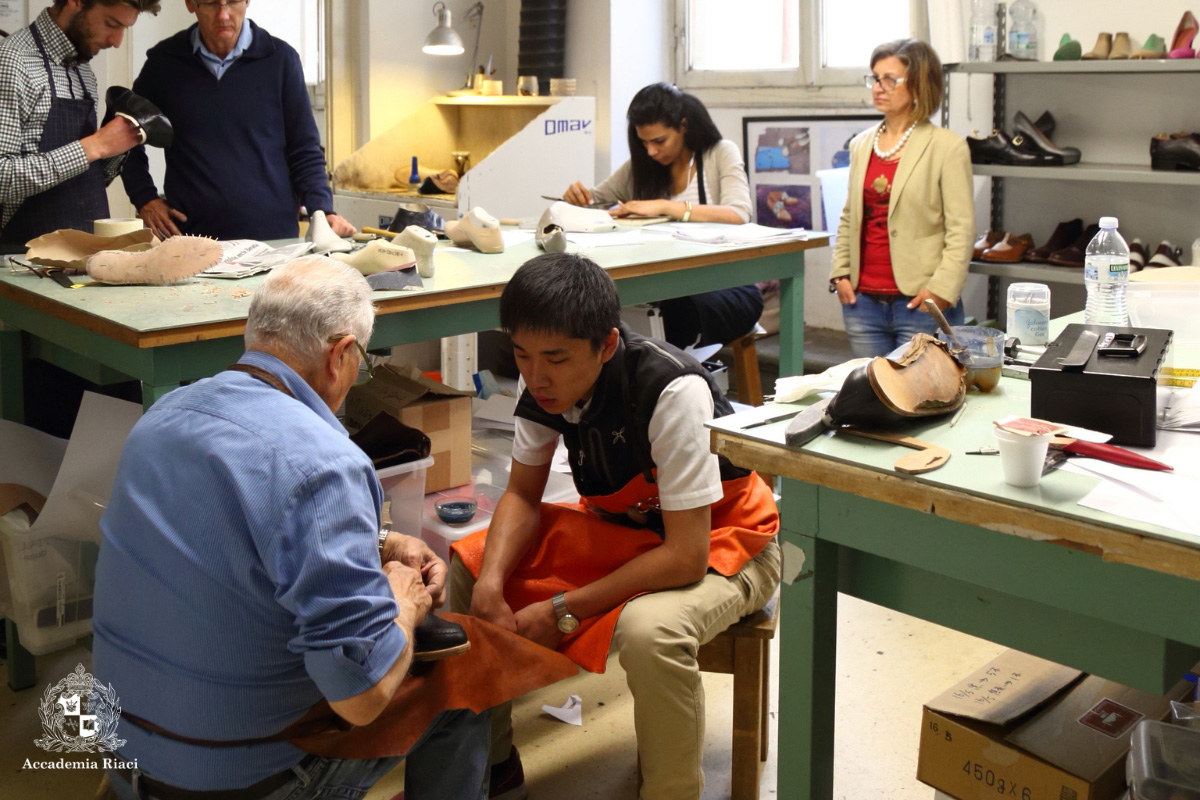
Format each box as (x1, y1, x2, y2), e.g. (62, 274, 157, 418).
(191, 18, 253, 79)
(93, 351, 405, 790)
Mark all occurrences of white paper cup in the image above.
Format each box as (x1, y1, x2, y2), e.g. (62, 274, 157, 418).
(993, 427, 1052, 488)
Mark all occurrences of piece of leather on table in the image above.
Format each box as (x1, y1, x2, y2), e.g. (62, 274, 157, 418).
(829, 334, 965, 427)
(288, 613, 579, 759)
(349, 411, 431, 467)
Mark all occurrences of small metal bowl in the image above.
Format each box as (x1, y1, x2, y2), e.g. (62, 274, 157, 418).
(434, 498, 478, 525)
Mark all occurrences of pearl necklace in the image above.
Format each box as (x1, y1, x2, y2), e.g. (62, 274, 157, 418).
(873, 121, 917, 160)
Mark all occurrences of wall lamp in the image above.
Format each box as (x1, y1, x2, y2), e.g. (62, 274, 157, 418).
(422, 2, 485, 89)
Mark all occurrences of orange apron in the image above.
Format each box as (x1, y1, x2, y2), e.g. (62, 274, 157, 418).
(451, 472, 779, 673)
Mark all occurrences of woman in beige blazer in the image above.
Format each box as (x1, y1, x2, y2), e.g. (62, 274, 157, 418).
(830, 38, 975, 358)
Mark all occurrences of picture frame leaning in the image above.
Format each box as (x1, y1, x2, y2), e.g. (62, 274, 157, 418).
(742, 114, 881, 230)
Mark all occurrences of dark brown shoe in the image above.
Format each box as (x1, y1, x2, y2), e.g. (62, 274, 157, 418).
(1027, 218, 1083, 263)
(1047, 223, 1100, 267)
(1150, 132, 1200, 171)
(981, 232, 1035, 263)
(973, 230, 1004, 260)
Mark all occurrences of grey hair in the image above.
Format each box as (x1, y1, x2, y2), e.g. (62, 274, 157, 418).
(244, 256, 376, 365)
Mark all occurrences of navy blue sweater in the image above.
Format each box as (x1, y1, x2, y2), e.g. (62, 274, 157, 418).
(120, 22, 333, 240)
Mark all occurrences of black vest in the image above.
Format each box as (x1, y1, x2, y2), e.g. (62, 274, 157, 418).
(514, 324, 750, 499)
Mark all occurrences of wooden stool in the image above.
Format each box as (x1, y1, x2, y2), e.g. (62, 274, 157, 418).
(697, 594, 778, 800)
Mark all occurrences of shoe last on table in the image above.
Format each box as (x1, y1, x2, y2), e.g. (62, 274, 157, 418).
(445, 207, 505, 254)
(307, 210, 354, 254)
(535, 206, 568, 253)
(1169, 10, 1199, 58)
(86, 235, 222, 285)
(331, 239, 416, 275)
(394, 225, 438, 278)
(1081, 33, 1112, 59)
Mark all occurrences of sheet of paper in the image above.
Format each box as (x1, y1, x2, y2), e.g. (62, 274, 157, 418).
(541, 694, 583, 725)
(566, 230, 646, 248)
(500, 230, 535, 247)
(0, 420, 68, 496)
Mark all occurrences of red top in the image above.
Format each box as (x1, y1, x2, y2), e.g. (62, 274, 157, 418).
(858, 152, 901, 295)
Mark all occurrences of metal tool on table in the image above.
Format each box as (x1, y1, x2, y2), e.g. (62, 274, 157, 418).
(1044, 436, 1173, 472)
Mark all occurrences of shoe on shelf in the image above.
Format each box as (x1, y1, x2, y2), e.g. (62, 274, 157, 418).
(981, 232, 1035, 263)
(1146, 241, 1184, 268)
(1150, 132, 1200, 171)
(1034, 111, 1056, 140)
(967, 129, 1058, 166)
(1053, 33, 1082, 60)
(1129, 238, 1149, 271)
(489, 745, 527, 800)
(1026, 218, 1083, 263)
(1047, 223, 1100, 268)
(1013, 110, 1081, 165)
(394, 225, 438, 278)
(1192, 237, 1200, 267)
(445, 207, 505, 254)
(1109, 32, 1132, 59)
(973, 230, 1004, 260)
(1170, 10, 1199, 58)
(1082, 32, 1113, 59)
(1130, 33, 1167, 59)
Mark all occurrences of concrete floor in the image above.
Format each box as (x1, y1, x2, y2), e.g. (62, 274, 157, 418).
(0, 596, 1004, 799)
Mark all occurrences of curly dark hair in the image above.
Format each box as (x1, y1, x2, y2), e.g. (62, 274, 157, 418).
(625, 82, 723, 201)
(55, 0, 162, 13)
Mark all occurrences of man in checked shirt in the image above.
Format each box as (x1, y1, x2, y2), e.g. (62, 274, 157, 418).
(0, 0, 161, 251)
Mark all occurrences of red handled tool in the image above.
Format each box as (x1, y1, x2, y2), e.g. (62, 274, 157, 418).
(1050, 437, 1173, 471)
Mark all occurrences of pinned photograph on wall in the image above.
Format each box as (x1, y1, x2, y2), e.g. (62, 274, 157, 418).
(756, 185, 811, 230)
(744, 115, 880, 230)
(753, 127, 811, 175)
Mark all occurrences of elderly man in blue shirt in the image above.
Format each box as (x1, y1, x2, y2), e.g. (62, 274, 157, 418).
(93, 257, 489, 800)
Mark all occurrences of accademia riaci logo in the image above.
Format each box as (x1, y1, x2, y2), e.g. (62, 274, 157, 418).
(34, 664, 126, 754)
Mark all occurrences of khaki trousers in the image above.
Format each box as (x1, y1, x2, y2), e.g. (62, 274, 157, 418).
(448, 540, 781, 800)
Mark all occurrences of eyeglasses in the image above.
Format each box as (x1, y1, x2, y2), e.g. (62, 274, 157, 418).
(327, 334, 375, 385)
(864, 74, 908, 92)
(194, 0, 248, 13)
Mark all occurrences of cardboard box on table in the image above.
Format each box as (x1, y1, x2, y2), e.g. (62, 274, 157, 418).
(345, 364, 474, 494)
(917, 650, 1192, 800)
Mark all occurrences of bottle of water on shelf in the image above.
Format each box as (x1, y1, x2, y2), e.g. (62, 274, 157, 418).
(968, 0, 996, 61)
(1007, 0, 1039, 60)
(1084, 217, 1130, 326)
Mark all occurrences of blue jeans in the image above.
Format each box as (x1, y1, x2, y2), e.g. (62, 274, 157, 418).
(106, 708, 491, 800)
(841, 293, 965, 359)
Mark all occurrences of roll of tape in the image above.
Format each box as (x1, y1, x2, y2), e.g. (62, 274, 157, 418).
(93, 218, 144, 237)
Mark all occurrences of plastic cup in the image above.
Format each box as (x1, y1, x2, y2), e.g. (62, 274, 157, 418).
(992, 427, 1052, 487)
(517, 75, 539, 96)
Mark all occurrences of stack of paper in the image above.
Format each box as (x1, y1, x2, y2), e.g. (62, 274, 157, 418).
(203, 240, 314, 279)
(643, 222, 809, 246)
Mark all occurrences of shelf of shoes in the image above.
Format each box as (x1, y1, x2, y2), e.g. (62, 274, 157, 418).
(968, 259, 1086, 285)
(946, 60, 1200, 75)
(972, 162, 1200, 186)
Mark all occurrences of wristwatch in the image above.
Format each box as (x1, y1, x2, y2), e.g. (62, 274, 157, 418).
(377, 528, 390, 558)
(551, 592, 579, 633)
(829, 276, 850, 293)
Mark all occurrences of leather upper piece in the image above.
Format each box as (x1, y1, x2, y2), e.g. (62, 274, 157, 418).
(106, 85, 174, 149)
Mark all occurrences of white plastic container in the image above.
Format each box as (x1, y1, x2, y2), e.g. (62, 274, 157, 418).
(1128, 267, 1200, 372)
(1007, 282, 1051, 346)
(378, 455, 435, 538)
(1126, 719, 1200, 799)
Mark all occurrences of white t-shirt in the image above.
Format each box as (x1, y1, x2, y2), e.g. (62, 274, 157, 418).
(512, 374, 724, 511)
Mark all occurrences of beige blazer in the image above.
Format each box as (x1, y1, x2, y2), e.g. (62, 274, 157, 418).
(830, 121, 975, 303)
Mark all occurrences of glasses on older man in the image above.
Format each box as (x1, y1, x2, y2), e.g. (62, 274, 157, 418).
(327, 334, 375, 385)
(863, 74, 908, 92)
(194, 0, 248, 12)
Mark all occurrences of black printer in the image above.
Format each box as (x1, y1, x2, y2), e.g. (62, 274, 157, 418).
(1029, 324, 1171, 447)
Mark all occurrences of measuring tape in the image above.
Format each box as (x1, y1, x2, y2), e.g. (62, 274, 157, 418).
(1161, 377, 1197, 388)
(1164, 367, 1200, 377)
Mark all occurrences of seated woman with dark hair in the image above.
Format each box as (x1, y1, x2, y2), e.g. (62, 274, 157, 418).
(562, 82, 763, 350)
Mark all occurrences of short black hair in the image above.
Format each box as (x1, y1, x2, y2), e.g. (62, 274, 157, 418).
(500, 253, 620, 352)
(626, 82, 723, 201)
(55, 0, 161, 12)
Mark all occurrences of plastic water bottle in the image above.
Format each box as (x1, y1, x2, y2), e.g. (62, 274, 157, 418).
(1007, 0, 1039, 60)
(1084, 217, 1130, 326)
(968, 0, 996, 61)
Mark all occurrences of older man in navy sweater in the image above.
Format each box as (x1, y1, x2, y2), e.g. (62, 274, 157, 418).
(119, 0, 354, 241)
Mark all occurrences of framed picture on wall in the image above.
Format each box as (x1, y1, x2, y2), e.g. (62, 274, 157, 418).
(743, 115, 880, 230)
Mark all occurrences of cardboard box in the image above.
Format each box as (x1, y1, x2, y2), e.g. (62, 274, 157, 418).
(917, 650, 1192, 800)
(346, 364, 474, 493)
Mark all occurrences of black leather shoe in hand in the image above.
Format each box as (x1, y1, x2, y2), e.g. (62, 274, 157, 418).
(413, 613, 470, 661)
(106, 86, 173, 148)
(967, 129, 1058, 166)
